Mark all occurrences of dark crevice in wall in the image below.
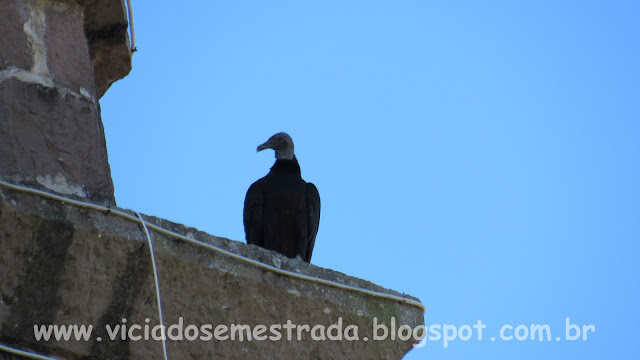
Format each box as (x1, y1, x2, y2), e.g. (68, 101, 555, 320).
(89, 241, 151, 360)
(0, 211, 74, 356)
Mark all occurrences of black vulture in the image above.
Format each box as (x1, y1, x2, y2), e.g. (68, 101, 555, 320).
(243, 132, 320, 263)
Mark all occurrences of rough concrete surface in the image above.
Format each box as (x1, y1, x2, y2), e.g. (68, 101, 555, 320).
(0, 78, 114, 204)
(0, 187, 425, 359)
(0, 1, 34, 71)
(45, 2, 97, 97)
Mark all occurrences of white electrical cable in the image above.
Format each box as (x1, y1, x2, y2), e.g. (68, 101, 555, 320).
(135, 212, 169, 360)
(0, 179, 426, 313)
(125, 0, 136, 52)
(0, 343, 59, 360)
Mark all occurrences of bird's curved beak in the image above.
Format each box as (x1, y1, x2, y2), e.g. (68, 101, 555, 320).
(257, 139, 274, 153)
(256, 142, 269, 153)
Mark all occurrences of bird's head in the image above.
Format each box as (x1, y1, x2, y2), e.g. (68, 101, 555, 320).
(257, 132, 295, 160)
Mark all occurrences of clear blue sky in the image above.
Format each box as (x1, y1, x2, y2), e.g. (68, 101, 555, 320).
(101, 1, 639, 358)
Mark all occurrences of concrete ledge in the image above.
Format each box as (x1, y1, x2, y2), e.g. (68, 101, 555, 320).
(0, 186, 424, 359)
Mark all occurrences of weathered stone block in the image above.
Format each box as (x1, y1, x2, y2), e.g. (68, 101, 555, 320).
(0, 78, 114, 204)
(0, 0, 33, 71)
(79, 0, 132, 98)
(46, 2, 97, 96)
(90, 36, 132, 97)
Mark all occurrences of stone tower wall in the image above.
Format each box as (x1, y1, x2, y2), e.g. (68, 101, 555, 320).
(0, 0, 132, 205)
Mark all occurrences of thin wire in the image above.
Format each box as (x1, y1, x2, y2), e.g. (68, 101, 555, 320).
(135, 212, 169, 360)
(0, 343, 59, 360)
(125, 0, 137, 52)
(0, 179, 425, 313)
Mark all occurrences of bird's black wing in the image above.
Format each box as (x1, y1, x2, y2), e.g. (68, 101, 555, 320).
(243, 180, 264, 247)
(304, 182, 320, 262)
